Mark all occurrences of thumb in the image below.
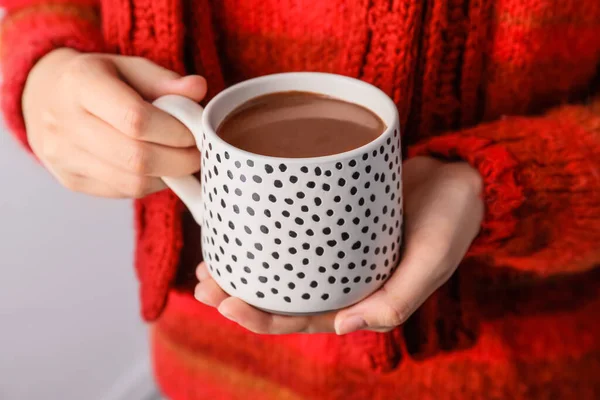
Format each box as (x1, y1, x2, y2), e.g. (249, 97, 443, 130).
(110, 55, 207, 102)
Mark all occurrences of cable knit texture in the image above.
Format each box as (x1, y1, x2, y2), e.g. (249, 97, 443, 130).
(1, 0, 600, 399)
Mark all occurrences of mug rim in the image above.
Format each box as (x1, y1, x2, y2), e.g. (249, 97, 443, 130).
(202, 72, 400, 164)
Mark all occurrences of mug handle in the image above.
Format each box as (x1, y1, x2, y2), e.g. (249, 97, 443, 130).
(153, 95, 205, 224)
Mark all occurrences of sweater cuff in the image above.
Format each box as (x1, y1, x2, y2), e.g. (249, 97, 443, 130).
(409, 98, 600, 276)
(0, 3, 104, 152)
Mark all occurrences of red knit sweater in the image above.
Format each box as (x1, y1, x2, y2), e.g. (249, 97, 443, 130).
(2, 1, 600, 399)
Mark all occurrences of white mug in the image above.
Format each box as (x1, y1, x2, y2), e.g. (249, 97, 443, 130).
(154, 72, 403, 314)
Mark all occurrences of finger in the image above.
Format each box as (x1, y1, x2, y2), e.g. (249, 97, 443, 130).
(76, 58, 199, 147)
(218, 298, 309, 334)
(218, 298, 337, 334)
(39, 132, 163, 197)
(110, 56, 207, 102)
(68, 113, 200, 177)
(50, 139, 166, 197)
(196, 262, 335, 333)
(195, 261, 211, 282)
(47, 168, 129, 198)
(194, 279, 230, 307)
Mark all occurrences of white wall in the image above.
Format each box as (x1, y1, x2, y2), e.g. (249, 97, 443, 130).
(0, 125, 156, 399)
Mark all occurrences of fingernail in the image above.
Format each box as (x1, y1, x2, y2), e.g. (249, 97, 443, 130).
(336, 315, 367, 335)
(220, 310, 237, 324)
(194, 290, 208, 305)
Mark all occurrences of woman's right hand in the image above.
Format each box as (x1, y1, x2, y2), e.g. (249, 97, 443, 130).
(22, 48, 207, 198)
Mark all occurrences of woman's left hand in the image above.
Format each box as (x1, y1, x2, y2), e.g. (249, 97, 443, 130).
(194, 156, 484, 335)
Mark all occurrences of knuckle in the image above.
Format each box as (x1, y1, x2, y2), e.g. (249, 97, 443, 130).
(123, 102, 150, 138)
(63, 54, 102, 80)
(302, 325, 316, 334)
(128, 56, 147, 65)
(380, 298, 412, 327)
(245, 324, 268, 335)
(303, 325, 326, 334)
(258, 323, 274, 335)
(59, 174, 81, 192)
(125, 144, 152, 174)
(41, 135, 61, 162)
(40, 110, 58, 130)
(127, 177, 151, 198)
(256, 318, 278, 335)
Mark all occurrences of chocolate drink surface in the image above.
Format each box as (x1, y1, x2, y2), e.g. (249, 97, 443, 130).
(216, 91, 386, 158)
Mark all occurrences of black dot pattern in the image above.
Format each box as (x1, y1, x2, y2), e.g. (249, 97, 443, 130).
(199, 127, 403, 313)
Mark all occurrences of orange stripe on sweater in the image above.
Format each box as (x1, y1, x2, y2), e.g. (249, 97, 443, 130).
(1, 3, 100, 28)
(1, 0, 98, 12)
(161, 286, 600, 367)
(153, 328, 306, 400)
(154, 294, 600, 399)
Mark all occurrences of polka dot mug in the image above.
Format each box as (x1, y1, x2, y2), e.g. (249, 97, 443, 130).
(155, 72, 403, 315)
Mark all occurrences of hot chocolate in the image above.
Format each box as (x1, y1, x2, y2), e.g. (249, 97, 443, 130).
(216, 91, 386, 158)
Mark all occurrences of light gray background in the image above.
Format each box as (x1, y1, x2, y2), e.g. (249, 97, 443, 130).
(0, 122, 157, 399)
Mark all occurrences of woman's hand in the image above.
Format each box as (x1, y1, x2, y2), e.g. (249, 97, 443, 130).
(23, 48, 207, 198)
(194, 156, 484, 334)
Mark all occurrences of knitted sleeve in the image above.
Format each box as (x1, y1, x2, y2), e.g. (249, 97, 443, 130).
(409, 95, 600, 278)
(0, 0, 105, 152)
